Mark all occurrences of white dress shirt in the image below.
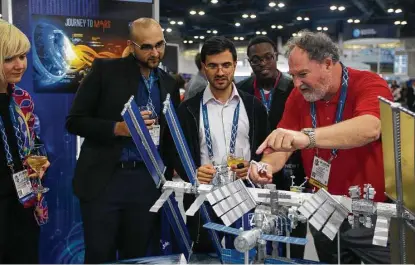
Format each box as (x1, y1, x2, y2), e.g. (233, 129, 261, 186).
(199, 84, 250, 166)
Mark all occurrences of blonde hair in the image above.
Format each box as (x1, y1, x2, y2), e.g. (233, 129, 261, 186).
(0, 19, 31, 83)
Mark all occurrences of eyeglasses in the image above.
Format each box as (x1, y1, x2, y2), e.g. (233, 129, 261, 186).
(131, 40, 166, 52)
(248, 53, 276, 66)
(204, 62, 234, 72)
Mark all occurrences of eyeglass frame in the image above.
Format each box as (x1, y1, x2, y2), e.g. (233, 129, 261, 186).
(203, 61, 235, 72)
(130, 40, 167, 52)
(248, 52, 277, 66)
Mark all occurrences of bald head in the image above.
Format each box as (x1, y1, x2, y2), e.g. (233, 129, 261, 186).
(130, 18, 162, 41)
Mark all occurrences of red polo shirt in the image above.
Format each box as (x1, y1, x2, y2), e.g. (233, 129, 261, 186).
(278, 68, 393, 202)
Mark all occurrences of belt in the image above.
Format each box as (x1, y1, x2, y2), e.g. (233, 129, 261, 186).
(118, 161, 143, 169)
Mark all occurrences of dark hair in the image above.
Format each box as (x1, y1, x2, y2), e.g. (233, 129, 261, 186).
(247, 36, 278, 57)
(195, 53, 202, 71)
(200, 36, 237, 63)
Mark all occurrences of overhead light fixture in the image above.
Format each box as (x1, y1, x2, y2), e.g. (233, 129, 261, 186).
(250, 14, 257, 19)
(162, 28, 165, 32)
(170, 21, 176, 25)
(234, 37, 239, 40)
(292, 33, 297, 36)
(387, 8, 394, 13)
(354, 19, 360, 23)
(189, 40, 194, 44)
(198, 11, 205, 15)
(317, 26, 322, 30)
(166, 28, 172, 33)
(212, 30, 218, 34)
(347, 19, 353, 23)
(190, 10, 196, 15)
(338, 6, 345, 11)
(178, 21, 184, 25)
(271, 25, 276, 29)
(200, 36, 205, 39)
(207, 30, 212, 33)
(395, 8, 402, 13)
(304, 17, 310, 21)
(211, 0, 218, 3)
(297, 16, 302, 20)
(262, 31, 267, 35)
(239, 37, 244, 40)
(256, 31, 261, 35)
(277, 25, 283, 29)
(183, 40, 188, 43)
(394, 20, 401, 25)
(269, 2, 276, 7)
(242, 14, 249, 18)
(278, 2, 285, 8)
(194, 36, 199, 39)
(235, 22, 241, 27)
(330, 5, 337, 10)
(323, 27, 328, 31)
(401, 21, 407, 25)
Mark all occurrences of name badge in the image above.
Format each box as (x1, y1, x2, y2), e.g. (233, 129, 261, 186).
(309, 156, 331, 190)
(12, 170, 33, 199)
(150, 124, 160, 146)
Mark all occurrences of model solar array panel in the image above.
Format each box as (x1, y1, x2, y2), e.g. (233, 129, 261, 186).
(206, 179, 257, 226)
(203, 222, 242, 236)
(298, 188, 350, 240)
(260, 234, 307, 245)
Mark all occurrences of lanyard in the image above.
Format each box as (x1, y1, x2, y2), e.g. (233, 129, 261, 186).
(201, 98, 240, 162)
(142, 71, 158, 118)
(254, 72, 281, 113)
(310, 63, 349, 161)
(0, 102, 26, 173)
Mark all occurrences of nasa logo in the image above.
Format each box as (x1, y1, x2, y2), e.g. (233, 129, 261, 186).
(353, 29, 361, 38)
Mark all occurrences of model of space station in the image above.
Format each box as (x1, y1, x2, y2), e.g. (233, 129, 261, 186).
(121, 95, 415, 264)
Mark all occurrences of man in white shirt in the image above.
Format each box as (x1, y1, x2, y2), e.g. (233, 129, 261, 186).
(175, 36, 269, 253)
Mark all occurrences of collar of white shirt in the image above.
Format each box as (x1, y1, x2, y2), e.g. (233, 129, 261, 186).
(202, 83, 240, 105)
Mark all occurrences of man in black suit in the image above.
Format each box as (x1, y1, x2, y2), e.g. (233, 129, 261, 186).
(66, 18, 180, 264)
(236, 36, 307, 259)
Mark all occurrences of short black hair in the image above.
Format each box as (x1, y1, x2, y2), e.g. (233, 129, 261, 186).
(247, 36, 278, 57)
(195, 53, 202, 71)
(201, 36, 237, 63)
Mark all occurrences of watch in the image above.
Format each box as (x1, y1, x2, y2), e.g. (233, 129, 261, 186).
(301, 128, 316, 149)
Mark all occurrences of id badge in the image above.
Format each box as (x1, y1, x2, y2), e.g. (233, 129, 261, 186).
(309, 156, 331, 190)
(12, 170, 34, 200)
(150, 124, 160, 146)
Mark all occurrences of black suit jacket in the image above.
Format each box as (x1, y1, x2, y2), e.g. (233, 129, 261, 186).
(66, 54, 180, 201)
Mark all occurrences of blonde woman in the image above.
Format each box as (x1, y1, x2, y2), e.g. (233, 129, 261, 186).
(0, 19, 49, 263)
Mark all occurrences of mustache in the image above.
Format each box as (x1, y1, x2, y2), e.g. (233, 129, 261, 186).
(300, 84, 312, 90)
(148, 56, 160, 61)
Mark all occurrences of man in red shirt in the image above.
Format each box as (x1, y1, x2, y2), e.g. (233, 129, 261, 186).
(250, 30, 393, 264)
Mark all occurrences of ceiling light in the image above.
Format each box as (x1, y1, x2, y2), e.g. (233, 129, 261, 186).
(213, 30, 218, 34)
(178, 21, 184, 25)
(347, 19, 353, 23)
(200, 36, 205, 39)
(354, 19, 360, 23)
(211, 0, 218, 3)
(250, 14, 257, 19)
(170, 21, 176, 25)
(183, 40, 188, 43)
(162, 28, 165, 32)
(317, 26, 322, 30)
(293, 33, 297, 36)
(394, 21, 401, 25)
(330, 5, 337, 10)
(207, 30, 211, 33)
(256, 31, 261, 35)
(395, 9, 402, 13)
(387, 8, 394, 13)
(277, 25, 283, 29)
(242, 14, 249, 18)
(194, 36, 199, 39)
(304, 17, 310, 21)
(190, 10, 196, 15)
(297, 16, 302, 20)
(198, 11, 205, 15)
(278, 2, 285, 8)
(189, 40, 194, 44)
(262, 31, 267, 35)
(323, 27, 328, 31)
(235, 22, 241, 27)
(298, 33, 302, 36)
(166, 28, 172, 33)
(239, 37, 244, 40)
(338, 6, 345, 11)
(234, 37, 239, 40)
(401, 21, 407, 25)
(271, 25, 276, 29)
(269, 2, 276, 7)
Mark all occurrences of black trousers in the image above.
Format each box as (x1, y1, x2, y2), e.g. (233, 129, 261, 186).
(0, 195, 40, 263)
(310, 217, 391, 264)
(80, 164, 161, 264)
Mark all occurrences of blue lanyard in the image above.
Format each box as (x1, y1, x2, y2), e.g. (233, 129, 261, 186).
(259, 89, 274, 113)
(142, 71, 157, 118)
(0, 103, 26, 173)
(310, 63, 349, 160)
(201, 98, 240, 162)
